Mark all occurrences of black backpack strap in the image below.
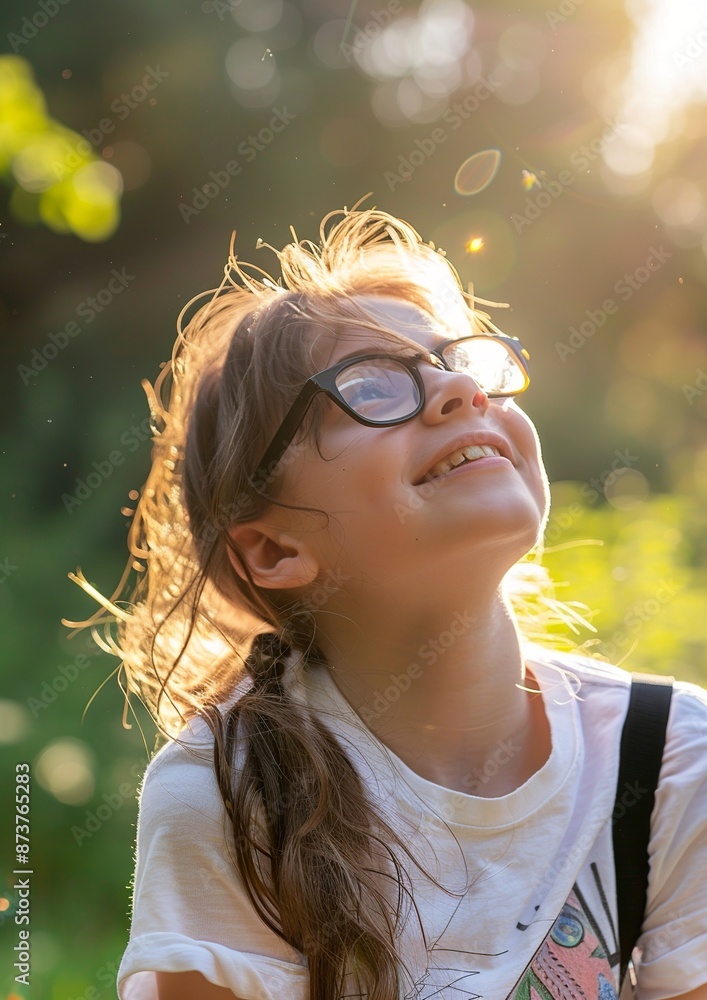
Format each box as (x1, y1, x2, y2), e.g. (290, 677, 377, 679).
(613, 672, 674, 989)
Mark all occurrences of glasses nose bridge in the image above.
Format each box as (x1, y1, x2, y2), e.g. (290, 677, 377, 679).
(426, 349, 448, 371)
(415, 350, 489, 419)
(419, 348, 484, 388)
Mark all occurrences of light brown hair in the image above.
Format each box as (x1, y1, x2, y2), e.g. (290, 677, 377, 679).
(64, 201, 594, 999)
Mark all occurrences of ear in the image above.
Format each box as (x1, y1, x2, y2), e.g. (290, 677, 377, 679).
(226, 523, 320, 590)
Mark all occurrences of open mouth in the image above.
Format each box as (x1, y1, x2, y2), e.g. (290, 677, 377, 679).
(425, 443, 503, 481)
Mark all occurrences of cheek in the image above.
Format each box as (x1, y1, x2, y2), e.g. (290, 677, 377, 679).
(501, 403, 549, 503)
(277, 436, 386, 517)
(521, 419, 551, 512)
(297, 445, 406, 539)
(507, 403, 544, 460)
(283, 456, 405, 577)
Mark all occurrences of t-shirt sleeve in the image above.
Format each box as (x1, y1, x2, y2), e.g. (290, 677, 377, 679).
(634, 681, 707, 999)
(117, 727, 309, 1000)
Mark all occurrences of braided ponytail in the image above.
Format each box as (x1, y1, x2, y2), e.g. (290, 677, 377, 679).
(206, 628, 427, 1000)
(245, 631, 292, 691)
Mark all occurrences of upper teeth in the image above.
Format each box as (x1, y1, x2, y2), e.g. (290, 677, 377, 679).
(427, 444, 501, 480)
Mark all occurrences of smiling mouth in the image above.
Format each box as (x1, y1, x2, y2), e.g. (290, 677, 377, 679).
(425, 443, 503, 481)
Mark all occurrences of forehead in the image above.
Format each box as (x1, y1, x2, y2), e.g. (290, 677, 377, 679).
(320, 295, 450, 365)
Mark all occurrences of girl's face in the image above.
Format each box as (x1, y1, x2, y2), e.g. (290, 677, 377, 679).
(263, 295, 551, 596)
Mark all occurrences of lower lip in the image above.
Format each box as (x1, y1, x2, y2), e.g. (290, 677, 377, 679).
(426, 456, 513, 483)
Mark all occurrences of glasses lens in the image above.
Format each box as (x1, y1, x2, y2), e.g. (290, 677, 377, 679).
(335, 359, 421, 422)
(442, 337, 527, 395)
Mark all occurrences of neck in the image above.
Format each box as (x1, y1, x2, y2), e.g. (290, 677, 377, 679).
(314, 587, 552, 796)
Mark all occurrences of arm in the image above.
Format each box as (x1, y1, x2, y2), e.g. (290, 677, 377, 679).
(119, 744, 308, 999)
(156, 971, 247, 999)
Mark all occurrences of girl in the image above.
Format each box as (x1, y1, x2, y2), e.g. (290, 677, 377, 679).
(67, 203, 707, 1000)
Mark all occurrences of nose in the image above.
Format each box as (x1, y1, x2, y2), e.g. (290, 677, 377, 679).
(420, 366, 490, 424)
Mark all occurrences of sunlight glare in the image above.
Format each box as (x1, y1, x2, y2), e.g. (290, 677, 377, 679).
(607, 0, 707, 175)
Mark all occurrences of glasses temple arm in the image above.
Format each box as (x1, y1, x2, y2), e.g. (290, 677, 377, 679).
(251, 382, 321, 489)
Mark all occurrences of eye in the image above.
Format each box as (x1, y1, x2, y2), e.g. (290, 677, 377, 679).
(335, 358, 421, 421)
(339, 367, 399, 408)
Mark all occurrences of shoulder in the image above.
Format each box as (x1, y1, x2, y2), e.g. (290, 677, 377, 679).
(525, 642, 634, 694)
(524, 643, 633, 741)
(138, 673, 255, 824)
(137, 713, 232, 834)
(525, 641, 707, 766)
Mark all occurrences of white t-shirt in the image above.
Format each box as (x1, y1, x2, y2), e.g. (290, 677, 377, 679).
(116, 644, 707, 999)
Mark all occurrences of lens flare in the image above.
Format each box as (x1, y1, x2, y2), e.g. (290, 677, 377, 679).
(454, 149, 501, 196)
(465, 236, 485, 253)
(521, 169, 541, 190)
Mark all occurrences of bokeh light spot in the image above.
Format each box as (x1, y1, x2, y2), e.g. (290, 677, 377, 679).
(0, 700, 32, 743)
(652, 176, 703, 226)
(226, 37, 278, 91)
(0, 56, 122, 241)
(34, 738, 96, 805)
(605, 468, 650, 509)
(231, 0, 283, 32)
(72, 160, 123, 199)
(499, 23, 547, 71)
(395, 76, 447, 123)
(312, 20, 351, 71)
(602, 124, 654, 176)
(493, 64, 541, 106)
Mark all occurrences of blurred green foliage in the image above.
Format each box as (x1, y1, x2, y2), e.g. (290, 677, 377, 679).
(0, 55, 122, 241)
(542, 487, 707, 687)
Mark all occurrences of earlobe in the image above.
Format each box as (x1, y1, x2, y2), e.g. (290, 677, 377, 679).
(226, 524, 320, 590)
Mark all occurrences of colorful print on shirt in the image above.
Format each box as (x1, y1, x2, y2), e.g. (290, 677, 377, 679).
(509, 887, 619, 1000)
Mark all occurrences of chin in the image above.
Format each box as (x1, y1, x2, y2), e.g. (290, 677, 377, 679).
(490, 510, 547, 563)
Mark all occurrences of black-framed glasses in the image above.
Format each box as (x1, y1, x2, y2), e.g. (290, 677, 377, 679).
(252, 333, 530, 489)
